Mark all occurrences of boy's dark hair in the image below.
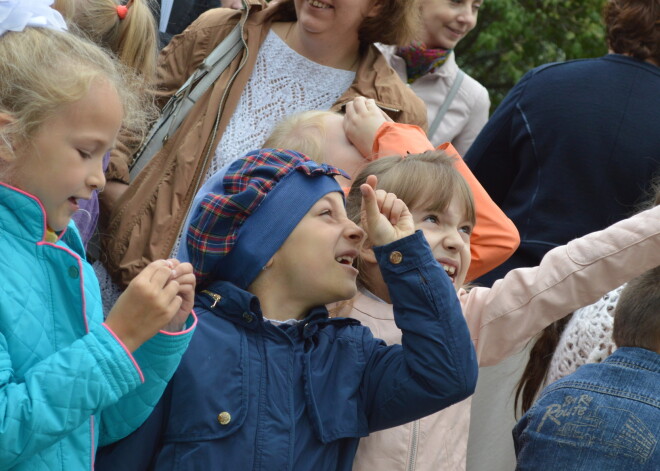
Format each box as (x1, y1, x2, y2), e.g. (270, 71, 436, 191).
(612, 266, 660, 351)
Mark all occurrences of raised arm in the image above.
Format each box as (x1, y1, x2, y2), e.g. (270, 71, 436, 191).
(357, 177, 478, 431)
(353, 111, 519, 282)
(462, 204, 660, 366)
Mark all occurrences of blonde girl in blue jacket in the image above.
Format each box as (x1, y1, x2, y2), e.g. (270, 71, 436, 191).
(0, 3, 197, 469)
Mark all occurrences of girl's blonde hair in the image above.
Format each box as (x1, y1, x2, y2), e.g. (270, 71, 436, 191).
(0, 27, 152, 167)
(345, 151, 476, 289)
(53, 0, 158, 81)
(263, 110, 340, 165)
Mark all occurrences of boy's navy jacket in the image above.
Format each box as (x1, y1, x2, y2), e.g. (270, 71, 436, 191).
(97, 231, 478, 470)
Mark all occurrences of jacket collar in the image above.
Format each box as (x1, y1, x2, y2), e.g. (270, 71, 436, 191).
(0, 182, 84, 255)
(606, 347, 660, 372)
(378, 43, 458, 81)
(196, 280, 357, 337)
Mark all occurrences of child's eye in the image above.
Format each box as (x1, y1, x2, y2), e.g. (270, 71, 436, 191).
(78, 150, 92, 159)
(459, 225, 473, 236)
(422, 215, 439, 224)
(320, 209, 332, 217)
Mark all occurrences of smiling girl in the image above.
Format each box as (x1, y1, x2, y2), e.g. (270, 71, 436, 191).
(378, 0, 488, 154)
(337, 151, 660, 471)
(0, 5, 196, 469)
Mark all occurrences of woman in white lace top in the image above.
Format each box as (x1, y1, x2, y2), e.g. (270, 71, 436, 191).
(97, 0, 427, 306)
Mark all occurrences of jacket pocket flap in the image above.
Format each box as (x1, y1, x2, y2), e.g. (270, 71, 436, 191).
(164, 315, 248, 441)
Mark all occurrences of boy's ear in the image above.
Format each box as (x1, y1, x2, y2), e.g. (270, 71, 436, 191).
(359, 238, 377, 265)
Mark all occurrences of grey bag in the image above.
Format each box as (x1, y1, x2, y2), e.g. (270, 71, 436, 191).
(129, 13, 246, 181)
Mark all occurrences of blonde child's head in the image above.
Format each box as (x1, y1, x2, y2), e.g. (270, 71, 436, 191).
(53, 0, 158, 81)
(0, 27, 149, 157)
(346, 150, 476, 295)
(0, 27, 149, 229)
(264, 111, 370, 187)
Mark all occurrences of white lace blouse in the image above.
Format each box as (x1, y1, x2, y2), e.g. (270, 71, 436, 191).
(206, 29, 356, 178)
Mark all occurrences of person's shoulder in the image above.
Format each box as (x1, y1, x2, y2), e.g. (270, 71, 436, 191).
(459, 69, 489, 103)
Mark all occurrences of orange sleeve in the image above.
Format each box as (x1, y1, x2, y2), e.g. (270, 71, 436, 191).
(371, 122, 520, 282)
(371, 122, 434, 157)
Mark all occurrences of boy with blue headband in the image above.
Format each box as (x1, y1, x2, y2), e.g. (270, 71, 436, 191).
(97, 148, 477, 470)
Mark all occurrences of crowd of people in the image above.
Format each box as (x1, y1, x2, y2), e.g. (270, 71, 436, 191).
(0, 0, 658, 470)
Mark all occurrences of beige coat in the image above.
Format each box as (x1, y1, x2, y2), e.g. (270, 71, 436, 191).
(338, 204, 660, 471)
(102, 4, 427, 287)
(378, 45, 490, 156)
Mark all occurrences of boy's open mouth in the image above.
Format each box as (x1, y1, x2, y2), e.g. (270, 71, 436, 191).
(335, 255, 354, 265)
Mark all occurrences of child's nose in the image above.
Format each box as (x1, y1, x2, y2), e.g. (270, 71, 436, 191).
(88, 163, 106, 192)
(345, 220, 366, 244)
(443, 229, 465, 252)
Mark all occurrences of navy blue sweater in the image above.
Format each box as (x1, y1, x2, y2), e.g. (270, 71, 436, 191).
(465, 54, 660, 286)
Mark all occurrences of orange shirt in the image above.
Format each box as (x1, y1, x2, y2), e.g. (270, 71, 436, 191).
(371, 122, 519, 282)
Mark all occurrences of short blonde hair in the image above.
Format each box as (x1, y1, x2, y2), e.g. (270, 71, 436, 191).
(0, 28, 152, 163)
(263, 110, 342, 164)
(53, 0, 158, 81)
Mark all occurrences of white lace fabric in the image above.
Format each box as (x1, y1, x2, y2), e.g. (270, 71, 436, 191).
(206, 29, 356, 179)
(544, 284, 624, 387)
(99, 29, 356, 311)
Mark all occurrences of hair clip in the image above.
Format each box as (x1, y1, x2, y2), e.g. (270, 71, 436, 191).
(116, 5, 128, 19)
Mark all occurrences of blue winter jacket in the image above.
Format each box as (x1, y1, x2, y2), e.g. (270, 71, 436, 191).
(0, 183, 196, 470)
(96, 231, 478, 470)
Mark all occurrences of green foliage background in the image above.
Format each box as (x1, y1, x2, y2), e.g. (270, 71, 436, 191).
(455, 0, 608, 111)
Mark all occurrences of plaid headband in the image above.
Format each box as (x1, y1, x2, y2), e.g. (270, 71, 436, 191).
(187, 148, 348, 289)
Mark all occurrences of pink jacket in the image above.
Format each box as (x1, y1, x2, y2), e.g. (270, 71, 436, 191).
(338, 204, 660, 471)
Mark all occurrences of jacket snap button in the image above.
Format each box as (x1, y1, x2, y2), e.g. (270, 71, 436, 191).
(242, 312, 253, 323)
(68, 266, 79, 278)
(389, 251, 403, 264)
(217, 411, 231, 425)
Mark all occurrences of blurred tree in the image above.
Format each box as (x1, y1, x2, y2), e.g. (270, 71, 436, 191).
(456, 0, 608, 111)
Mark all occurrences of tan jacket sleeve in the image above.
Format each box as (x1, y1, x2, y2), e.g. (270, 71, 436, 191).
(460, 204, 660, 366)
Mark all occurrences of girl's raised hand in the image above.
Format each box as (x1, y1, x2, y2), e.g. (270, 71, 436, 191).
(105, 259, 196, 352)
(344, 97, 392, 159)
(360, 175, 414, 247)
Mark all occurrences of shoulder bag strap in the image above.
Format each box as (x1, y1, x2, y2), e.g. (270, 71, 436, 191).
(129, 4, 248, 181)
(427, 69, 465, 140)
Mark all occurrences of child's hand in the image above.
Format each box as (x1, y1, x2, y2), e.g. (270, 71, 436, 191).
(360, 175, 414, 247)
(344, 97, 393, 159)
(161, 259, 196, 333)
(105, 259, 195, 352)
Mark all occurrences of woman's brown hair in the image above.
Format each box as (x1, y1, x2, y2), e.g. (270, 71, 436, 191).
(604, 0, 660, 65)
(268, 0, 422, 47)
